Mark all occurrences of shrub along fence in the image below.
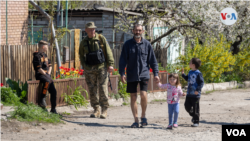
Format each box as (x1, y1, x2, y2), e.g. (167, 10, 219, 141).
(27, 72, 169, 107)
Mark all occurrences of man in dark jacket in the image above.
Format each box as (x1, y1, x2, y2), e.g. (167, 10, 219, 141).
(32, 40, 57, 114)
(119, 24, 160, 128)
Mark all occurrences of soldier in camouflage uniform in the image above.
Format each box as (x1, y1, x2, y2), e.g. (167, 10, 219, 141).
(79, 22, 114, 119)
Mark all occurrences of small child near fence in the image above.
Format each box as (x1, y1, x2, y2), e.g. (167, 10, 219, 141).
(157, 73, 186, 129)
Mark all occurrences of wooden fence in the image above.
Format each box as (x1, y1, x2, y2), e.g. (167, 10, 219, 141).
(111, 48, 122, 69)
(27, 75, 119, 107)
(0, 44, 51, 85)
(27, 72, 168, 107)
(1, 44, 168, 86)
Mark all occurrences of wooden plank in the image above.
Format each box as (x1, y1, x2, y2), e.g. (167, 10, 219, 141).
(16, 45, 18, 82)
(0, 45, 4, 83)
(21, 45, 23, 83)
(25, 45, 27, 82)
(6, 45, 8, 83)
(4, 45, 6, 83)
(29, 45, 31, 80)
(27, 45, 29, 80)
(0, 46, 2, 84)
(17, 45, 19, 81)
(17, 45, 20, 82)
(12, 45, 14, 81)
(32, 45, 35, 80)
(9, 45, 12, 80)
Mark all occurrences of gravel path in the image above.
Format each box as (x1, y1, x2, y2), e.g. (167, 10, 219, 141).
(1, 88, 250, 141)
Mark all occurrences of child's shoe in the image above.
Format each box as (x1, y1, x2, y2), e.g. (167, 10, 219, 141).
(173, 122, 178, 128)
(167, 124, 173, 129)
(191, 123, 199, 127)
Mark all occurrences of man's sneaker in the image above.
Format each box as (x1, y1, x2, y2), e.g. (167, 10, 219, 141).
(173, 123, 178, 128)
(167, 124, 173, 129)
(100, 107, 108, 119)
(50, 109, 58, 114)
(191, 117, 194, 123)
(191, 123, 199, 127)
(90, 107, 100, 118)
(39, 97, 47, 108)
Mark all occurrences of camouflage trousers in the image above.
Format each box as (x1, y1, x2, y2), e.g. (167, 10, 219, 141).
(85, 68, 109, 108)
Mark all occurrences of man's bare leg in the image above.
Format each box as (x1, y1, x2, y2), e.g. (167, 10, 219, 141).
(130, 93, 139, 123)
(140, 91, 148, 120)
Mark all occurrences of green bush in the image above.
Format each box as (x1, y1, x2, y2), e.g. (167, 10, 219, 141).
(1, 87, 20, 106)
(6, 78, 27, 104)
(118, 79, 130, 101)
(62, 80, 89, 110)
(177, 35, 236, 83)
(10, 103, 62, 123)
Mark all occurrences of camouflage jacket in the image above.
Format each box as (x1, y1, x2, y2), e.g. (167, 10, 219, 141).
(79, 33, 114, 70)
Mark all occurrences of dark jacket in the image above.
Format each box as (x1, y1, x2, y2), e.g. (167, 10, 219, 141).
(182, 70, 204, 98)
(119, 37, 159, 82)
(32, 51, 51, 73)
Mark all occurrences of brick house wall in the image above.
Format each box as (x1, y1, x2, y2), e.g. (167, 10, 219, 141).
(1, 1, 29, 45)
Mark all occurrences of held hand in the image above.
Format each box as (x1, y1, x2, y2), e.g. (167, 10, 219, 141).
(182, 93, 186, 96)
(154, 76, 160, 83)
(182, 68, 184, 74)
(108, 66, 113, 73)
(121, 75, 126, 84)
(194, 91, 198, 95)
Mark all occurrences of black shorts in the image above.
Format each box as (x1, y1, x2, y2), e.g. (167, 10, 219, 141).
(127, 80, 149, 93)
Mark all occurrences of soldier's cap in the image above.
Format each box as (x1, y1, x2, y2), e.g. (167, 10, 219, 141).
(85, 22, 97, 29)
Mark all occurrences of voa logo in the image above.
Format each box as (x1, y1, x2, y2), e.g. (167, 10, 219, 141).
(220, 7, 237, 25)
(226, 129, 246, 136)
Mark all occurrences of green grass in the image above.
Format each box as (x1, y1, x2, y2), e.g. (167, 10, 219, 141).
(1, 86, 63, 124)
(151, 99, 166, 103)
(61, 112, 71, 115)
(1, 87, 21, 106)
(122, 102, 129, 106)
(9, 103, 63, 124)
(204, 90, 215, 94)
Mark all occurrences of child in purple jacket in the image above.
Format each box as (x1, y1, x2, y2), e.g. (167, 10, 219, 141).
(157, 73, 186, 129)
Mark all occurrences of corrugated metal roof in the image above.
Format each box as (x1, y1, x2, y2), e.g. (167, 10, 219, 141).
(29, 3, 166, 14)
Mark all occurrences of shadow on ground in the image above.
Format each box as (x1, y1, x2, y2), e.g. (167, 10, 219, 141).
(200, 120, 250, 125)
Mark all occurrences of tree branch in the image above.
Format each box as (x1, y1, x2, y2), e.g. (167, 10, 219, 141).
(150, 24, 202, 45)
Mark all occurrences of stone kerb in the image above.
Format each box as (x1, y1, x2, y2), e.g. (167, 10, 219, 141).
(213, 82, 230, 90)
(201, 83, 214, 94)
(243, 81, 250, 88)
(201, 81, 238, 93)
(0, 103, 3, 110)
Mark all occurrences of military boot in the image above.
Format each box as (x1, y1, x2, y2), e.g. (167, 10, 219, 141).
(100, 107, 108, 119)
(90, 107, 100, 118)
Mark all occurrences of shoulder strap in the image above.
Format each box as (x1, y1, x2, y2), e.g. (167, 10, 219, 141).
(98, 34, 107, 60)
(86, 40, 92, 53)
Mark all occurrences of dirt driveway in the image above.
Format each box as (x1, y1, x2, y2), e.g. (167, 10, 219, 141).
(1, 88, 250, 141)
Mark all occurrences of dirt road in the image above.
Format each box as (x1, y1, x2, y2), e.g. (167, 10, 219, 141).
(1, 88, 250, 141)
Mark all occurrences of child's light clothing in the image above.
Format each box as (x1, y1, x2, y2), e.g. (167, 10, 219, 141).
(168, 103, 179, 125)
(157, 83, 184, 104)
(157, 83, 184, 125)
